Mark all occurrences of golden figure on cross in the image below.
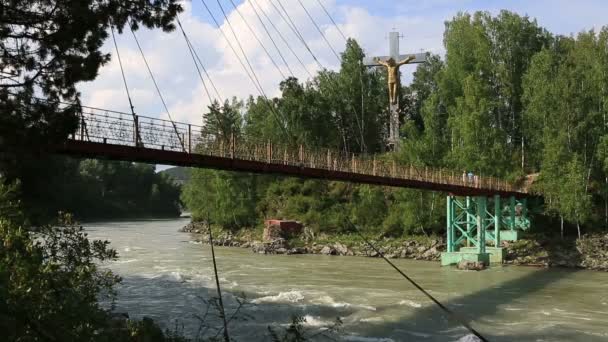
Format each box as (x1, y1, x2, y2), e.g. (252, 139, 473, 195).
(374, 55, 416, 104)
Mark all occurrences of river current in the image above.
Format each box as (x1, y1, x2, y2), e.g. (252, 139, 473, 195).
(86, 218, 608, 341)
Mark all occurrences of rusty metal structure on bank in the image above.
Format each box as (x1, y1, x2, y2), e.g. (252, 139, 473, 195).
(57, 105, 530, 200)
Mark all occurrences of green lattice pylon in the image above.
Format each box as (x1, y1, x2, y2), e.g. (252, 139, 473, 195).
(446, 195, 488, 253)
(449, 195, 531, 248)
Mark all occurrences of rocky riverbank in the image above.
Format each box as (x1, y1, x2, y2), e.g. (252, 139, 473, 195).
(180, 222, 608, 271)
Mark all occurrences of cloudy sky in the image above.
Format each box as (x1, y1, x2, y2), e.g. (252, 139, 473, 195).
(79, 0, 608, 126)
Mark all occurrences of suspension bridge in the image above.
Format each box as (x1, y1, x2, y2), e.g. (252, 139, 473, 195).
(54, 0, 533, 269)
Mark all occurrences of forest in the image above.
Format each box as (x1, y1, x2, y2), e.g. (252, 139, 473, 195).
(183, 10, 608, 239)
(32, 157, 182, 221)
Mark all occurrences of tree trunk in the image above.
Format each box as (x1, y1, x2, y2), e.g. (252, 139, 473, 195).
(576, 220, 581, 240)
(560, 216, 564, 239)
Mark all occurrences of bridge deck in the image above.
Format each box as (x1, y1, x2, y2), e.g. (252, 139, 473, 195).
(55, 106, 528, 198)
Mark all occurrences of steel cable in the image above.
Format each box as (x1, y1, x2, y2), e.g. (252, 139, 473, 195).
(200, 0, 290, 139)
(250, 0, 313, 78)
(346, 219, 489, 342)
(129, 26, 185, 151)
(110, 23, 142, 146)
(227, 0, 289, 79)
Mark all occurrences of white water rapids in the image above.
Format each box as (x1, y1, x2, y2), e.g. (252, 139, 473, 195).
(87, 218, 608, 341)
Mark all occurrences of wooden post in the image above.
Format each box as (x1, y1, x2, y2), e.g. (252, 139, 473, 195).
(188, 124, 192, 153)
(230, 132, 235, 159)
(133, 115, 139, 146)
(373, 156, 377, 176)
(80, 114, 85, 140)
(267, 141, 271, 163)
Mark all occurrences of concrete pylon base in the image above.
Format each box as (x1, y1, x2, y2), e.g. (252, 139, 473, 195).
(440, 251, 490, 266)
(460, 247, 504, 264)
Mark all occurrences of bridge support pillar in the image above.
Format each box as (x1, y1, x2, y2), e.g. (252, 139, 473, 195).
(441, 195, 490, 267)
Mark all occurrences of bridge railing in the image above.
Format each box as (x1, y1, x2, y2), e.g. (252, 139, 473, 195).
(71, 107, 526, 194)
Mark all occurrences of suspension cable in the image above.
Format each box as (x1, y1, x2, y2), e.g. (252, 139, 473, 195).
(176, 16, 223, 103)
(295, 0, 340, 62)
(346, 219, 489, 342)
(250, 0, 313, 79)
(293, 0, 367, 151)
(245, 0, 296, 78)
(110, 23, 142, 146)
(129, 25, 185, 151)
(207, 218, 231, 342)
(200, 0, 263, 95)
(215, 0, 269, 97)
(227, 0, 289, 79)
(272, 0, 366, 152)
(176, 16, 215, 105)
(315, 0, 348, 42)
(271, 0, 324, 70)
(200, 0, 289, 138)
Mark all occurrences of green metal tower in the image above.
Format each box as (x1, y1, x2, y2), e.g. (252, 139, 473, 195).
(441, 195, 529, 266)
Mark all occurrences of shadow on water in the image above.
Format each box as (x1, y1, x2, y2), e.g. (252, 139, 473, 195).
(363, 265, 582, 341)
(114, 260, 604, 342)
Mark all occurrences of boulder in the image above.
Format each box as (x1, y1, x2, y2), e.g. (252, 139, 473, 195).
(320, 245, 336, 255)
(287, 247, 307, 255)
(251, 241, 267, 254)
(179, 221, 208, 234)
(422, 246, 438, 259)
(333, 242, 349, 256)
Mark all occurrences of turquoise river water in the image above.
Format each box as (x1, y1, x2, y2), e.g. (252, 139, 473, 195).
(86, 218, 608, 341)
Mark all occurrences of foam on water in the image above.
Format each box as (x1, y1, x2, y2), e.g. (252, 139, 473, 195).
(455, 335, 483, 342)
(360, 317, 384, 323)
(87, 218, 608, 342)
(252, 290, 305, 304)
(169, 271, 187, 282)
(398, 299, 422, 308)
(343, 336, 395, 342)
(313, 295, 376, 311)
(302, 315, 330, 327)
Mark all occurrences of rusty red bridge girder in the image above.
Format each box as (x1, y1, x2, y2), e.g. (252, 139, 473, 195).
(52, 105, 530, 198)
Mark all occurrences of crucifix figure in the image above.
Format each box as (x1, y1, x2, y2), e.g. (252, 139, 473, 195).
(374, 56, 416, 104)
(365, 31, 428, 149)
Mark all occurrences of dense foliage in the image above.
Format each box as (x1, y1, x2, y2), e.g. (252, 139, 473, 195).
(14, 156, 181, 222)
(184, 11, 608, 238)
(0, 0, 182, 220)
(0, 2, 185, 340)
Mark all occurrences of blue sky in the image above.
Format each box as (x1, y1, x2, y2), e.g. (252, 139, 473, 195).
(79, 0, 607, 127)
(75, 0, 605, 171)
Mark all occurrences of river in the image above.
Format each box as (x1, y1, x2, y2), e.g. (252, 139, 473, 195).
(86, 218, 608, 341)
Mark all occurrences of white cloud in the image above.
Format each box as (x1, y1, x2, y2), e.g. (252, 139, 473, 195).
(78, 0, 606, 126)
